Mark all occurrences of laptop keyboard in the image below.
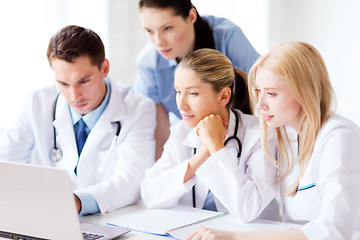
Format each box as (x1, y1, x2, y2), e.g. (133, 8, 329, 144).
(82, 231, 105, 240)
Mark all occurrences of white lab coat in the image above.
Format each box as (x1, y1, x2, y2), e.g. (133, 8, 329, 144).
(279, 114, 360, 240)
(0, 79, 156, 214)
(141, 109, 278, 222)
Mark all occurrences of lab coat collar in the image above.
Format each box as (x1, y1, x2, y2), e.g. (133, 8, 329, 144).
(225, 109, 237, 141)
(52, 93, 78, 161)
(182, 126, 201, 150)
(52, 94, 74, 133)
(53, 78, 126, 136)
(96, 78, 126, 121)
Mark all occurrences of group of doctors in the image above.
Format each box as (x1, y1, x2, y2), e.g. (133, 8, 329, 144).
(1, 0, 360, 240)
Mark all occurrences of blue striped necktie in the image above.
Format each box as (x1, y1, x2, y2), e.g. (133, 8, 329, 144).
(75, 118, 89, 156)
(74, 118, 89, 175)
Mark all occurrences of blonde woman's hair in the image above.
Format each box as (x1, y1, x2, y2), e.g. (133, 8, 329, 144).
(177, 48, 253, 114)
(248, 41, 336, 195)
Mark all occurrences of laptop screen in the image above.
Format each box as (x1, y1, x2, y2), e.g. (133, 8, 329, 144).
(0, 161, 129, 240)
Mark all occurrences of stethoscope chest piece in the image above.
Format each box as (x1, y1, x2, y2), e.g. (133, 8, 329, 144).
(50, 147, 63, 162)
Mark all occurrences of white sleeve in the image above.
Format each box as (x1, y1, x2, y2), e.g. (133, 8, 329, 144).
(141, 133, 195, 209)
(0, 92, 36, 163)
(196, 140, 277, 222)
(300, 130, 360, 240)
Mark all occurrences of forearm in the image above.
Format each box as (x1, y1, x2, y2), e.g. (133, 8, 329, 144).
(237, 229, 307, 240)
(187, 228, 307, 240)
(183, 148, 210, 183)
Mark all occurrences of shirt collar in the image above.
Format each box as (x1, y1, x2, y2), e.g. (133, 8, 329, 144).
(69, 78, 111, 130)
(157, 56, 177, 70)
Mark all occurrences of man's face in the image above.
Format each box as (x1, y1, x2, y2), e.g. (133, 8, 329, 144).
(51, 56, 109, 115)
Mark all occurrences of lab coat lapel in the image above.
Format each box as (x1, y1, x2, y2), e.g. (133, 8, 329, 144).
(52, 94, 78, 173)
(224, 110, 242, 154)
(182, 128, 201, 150)
(181, 126, 209, 208)
(76, 79, 126, 178)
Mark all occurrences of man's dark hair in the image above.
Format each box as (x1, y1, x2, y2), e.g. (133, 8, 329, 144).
(47, 25, 105, 69)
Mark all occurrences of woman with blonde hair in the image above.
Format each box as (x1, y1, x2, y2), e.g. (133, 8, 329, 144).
(141, 48, 277, 221)
(188, 42, 360, 240)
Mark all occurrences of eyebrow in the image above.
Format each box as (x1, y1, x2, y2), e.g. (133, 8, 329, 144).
(263, 87, 279, 91)
(185, 86, 200, 90)
(144, 21, 173, 30)
(255, 84, 279, 91)
(56, 75, 91, 85)
(174, 86, 201, 90)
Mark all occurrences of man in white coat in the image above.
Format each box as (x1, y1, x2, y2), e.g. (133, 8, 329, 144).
(0, 25, 156, 215)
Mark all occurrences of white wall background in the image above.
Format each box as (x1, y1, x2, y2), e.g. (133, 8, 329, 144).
(0, 0, 359, 127)
(267, 0, 360, 126)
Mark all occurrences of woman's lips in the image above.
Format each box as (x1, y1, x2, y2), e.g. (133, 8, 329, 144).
(181, 113, 194, 120)
(262, 114, 274, 121)
(159, 49, 172, 55)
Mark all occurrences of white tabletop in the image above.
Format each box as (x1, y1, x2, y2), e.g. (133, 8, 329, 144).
(80, 202, 169, 240)
(79, 202, 360, 240)
(1, 202, 359, 240)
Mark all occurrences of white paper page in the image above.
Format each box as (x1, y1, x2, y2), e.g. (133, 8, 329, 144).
(108, 206, 221, 236)
(168, 215, 292, 240)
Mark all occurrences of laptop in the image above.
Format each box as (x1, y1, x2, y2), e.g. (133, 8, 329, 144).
(0, 161, 130, 240)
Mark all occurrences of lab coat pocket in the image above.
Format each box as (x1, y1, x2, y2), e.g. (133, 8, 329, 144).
(291, 175, 321, 221)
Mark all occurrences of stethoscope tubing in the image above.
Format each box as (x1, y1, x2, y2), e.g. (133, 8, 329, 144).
(192, 109, 242, 208)
(50, 93, 121, 162)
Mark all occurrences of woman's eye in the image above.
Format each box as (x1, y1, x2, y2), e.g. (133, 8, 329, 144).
(189, 92, 198, 96)
(164, 26, 172, 31)
(267, 92, 276, 97)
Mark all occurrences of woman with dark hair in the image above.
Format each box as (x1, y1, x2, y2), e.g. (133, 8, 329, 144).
(135, 0, 259, 159)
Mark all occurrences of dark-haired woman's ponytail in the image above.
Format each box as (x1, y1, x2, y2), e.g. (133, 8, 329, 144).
(193, 8, 215, 50)
(229, 68, 253, 115)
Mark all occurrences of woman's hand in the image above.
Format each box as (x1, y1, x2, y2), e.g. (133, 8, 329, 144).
(187, 227, 241, 240)
(184, 114, 227, 183)
(196, 114, 227, 155)
(187, 227, 307, 240)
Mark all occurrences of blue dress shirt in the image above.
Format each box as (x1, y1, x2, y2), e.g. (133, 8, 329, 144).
(70, 79, 111, 216)
(135, 15, 260, 119)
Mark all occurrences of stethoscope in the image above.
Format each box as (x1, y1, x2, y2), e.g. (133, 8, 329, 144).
(49, 93, 121, 162)
(192, 108, 242, 208)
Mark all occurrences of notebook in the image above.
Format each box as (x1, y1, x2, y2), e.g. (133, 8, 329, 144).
(108, 206, 291, 239)
(0, 161, 130, 240)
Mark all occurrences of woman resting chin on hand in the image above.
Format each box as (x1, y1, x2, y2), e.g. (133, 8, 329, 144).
(187, 42, 360, 240)
(140, 49, 278, 222)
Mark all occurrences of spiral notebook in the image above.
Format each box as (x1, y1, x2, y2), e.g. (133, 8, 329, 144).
(107, 206, 290, 239)
(107, 206, 228, 238)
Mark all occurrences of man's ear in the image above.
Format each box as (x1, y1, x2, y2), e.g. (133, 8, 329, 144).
(101, 58, 110, 77)
(219, 87, 231, 106)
